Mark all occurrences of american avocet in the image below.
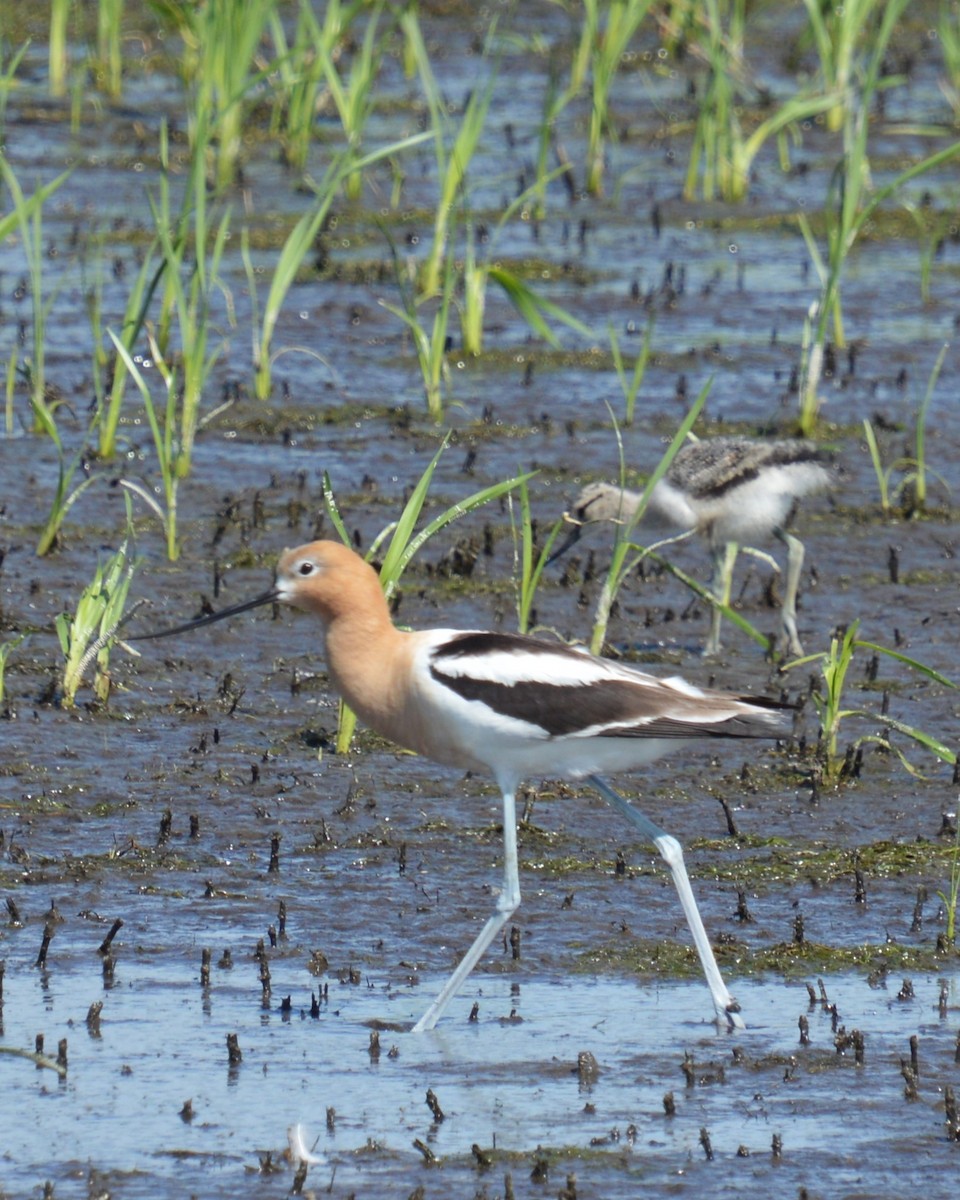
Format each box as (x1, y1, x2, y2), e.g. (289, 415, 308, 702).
(142, 540, 790, 1031)
(555, 437, 833, 657)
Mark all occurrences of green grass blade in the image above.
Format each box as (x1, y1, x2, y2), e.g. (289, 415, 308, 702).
(854, 640, 957, 689)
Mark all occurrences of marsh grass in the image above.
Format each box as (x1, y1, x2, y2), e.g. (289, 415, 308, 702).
(0, 157, 100, 555)
(650, 553, 771, 653)
(510, 478, 564, 636)
(190, 0, 273, 190)
(270, 0, 389, 190)
(683, 0, 837, 203)
(0, 160, 72, 437)
(861, 418, 893, 515)
(520, 0, 648, 205)
(246, 129, 428, 401)
(268, 0, 336, 173)
(380, 242, 455, 421)
(148, 122, 233, 477)
(901, 343, 950, 513)
(939, 0, 960, 120)
(802, 0, 886, 134)
(483, 264, 595, 353)
(93, 0, 124, 99)
(863, 345, 951, 516)
(582, 0, 652, 196)
(903, 202, 954, 305)
(0, 635, 25, 706)
(34, 422, 100, 557)
(0, 39, 28, 142)
(4, 351, 16, 436)
(936, 820, 960, 945)
(401, 8, 495, 299)
(110, 330, 182, 561)
(322, 443, 533, 751)
(795, 0, 960, 433)
(784, 620, 958, 781)
(96, 242, 163, 461)
(48, 0, 69, 97)
(56, 517, 141, 708)
(608, 316, 654, 426)
(315, 0, 388, 201)
(382, 191, 594, 418)
(457, 165, 580, 356)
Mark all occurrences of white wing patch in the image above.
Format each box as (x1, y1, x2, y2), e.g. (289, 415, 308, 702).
(661, 674, 708, 699)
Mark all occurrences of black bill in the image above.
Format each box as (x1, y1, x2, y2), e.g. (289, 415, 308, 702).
(545, 518, 584, 566)
(133, 587, 281, 641)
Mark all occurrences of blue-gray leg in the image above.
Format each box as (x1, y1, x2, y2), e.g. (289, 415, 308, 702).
(413, 787, 520, 1031)
(589, 774, 744, 1030)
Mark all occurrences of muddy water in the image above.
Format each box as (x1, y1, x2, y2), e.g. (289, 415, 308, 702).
(2, 4, 960, 1197)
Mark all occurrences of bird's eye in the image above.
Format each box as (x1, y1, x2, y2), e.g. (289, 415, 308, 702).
(298, 561, 314, 576)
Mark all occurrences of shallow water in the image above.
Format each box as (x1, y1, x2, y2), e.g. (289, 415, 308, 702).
(4, 957, 959, 1198)
(2, 3, 960, 1197)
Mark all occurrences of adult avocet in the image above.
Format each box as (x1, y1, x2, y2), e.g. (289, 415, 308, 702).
(143, 539, 790, 1032)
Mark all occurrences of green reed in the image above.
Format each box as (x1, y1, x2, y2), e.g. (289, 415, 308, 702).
(153, 0, 274, 190)
(380, 245, 455, 421)
(0, 159, 72, 437)
(49, 0, 69, 97)
(322, 442, 533, 752)
(861, 419, 893, 515)
(0, 634, 25, 707)
(94, 0, 125, 99)
(458, 167, 589, 357)
(583, 0, 652, 196)
(110, 330, 181, 561)
(802, 0, 886, 134)
(56, 514, 141, 708)
(531, 70, 565, 221)
(869, 344, 951, 515)
(795, 0, 960, 433)
(649, 551, 771, 653)
(401, 7, 494, 299)
(609, 315, 653, 426)
(797, 122, 959, 436)
(937, 821, 960, 946)
(81, 235, 108, 423)
(149, 122, 233, 477)
(906, 345, 945, 512)
(246, 128, 427, 402)
(316, 1, 388, 201)
(784, 620, 957, 782)
(940, 0, 960, 121)
(4, 352, 16, 436)
(97, 241, 162, 461)
(683, 0, 836, 203)
(382, 194, 592, 419)
(268, 0, 334, 173)
(34, 427, 100, 557)
(510, 477, 564, 636)
(0, 39, 28, 143)
(202, 0, 273, 191)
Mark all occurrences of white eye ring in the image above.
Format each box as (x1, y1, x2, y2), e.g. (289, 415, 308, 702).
(297, 561, 315, 577)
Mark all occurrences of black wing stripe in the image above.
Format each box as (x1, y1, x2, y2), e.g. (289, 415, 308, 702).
(431, 670, 785, 741)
